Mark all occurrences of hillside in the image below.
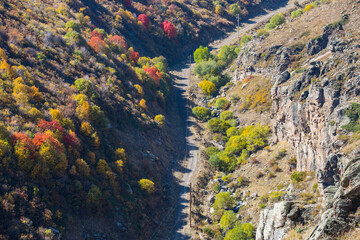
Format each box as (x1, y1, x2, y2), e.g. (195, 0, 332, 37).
(187, 0, 360, 239)
(0, 0, 264, 239)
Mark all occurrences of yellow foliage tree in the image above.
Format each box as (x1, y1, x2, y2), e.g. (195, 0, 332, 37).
(50, 109, 64, 121)
(75, 158, 90, 177)
(96, 159, 110, 176)
(139, 179, 155, 194)
(139, 99, 147, 110)
(198, 80, 217, 96)
(80, 121, 94, 136)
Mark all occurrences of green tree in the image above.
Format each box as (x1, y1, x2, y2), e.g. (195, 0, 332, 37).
(215, 98, 230, 109)
(194, 60, 221, 78)
(194, 46, 210, 63)
(270, 14, 285, 26)
(291, 9, 303, 19)
(224, 222, 254, 240)
(220, 111, 234, 121)
(192, 107, 211, 121)
(241, 35, 252, 46)
(209, 154, 221, 168)
(87, 184, 102, 206)
(214, 192, 235, 211)
(229, 4, 241, 16)
(218, 45, 238, 65)
(220, 210, 237, 232)
(207, 118, 231, 134)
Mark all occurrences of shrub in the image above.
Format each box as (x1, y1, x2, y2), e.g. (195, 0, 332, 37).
(88, 37, 107, 53)
(144, 66, 162, 86)
(220, 210, 237, 231)
(198, 80, 217, 96)
(215, 98, 230, 110)
(265, 23, 276, 30)
(291, 171, 306, 183)
(209, 154, 221, 168)
(226, 127, 239, 137)
(207, 118, 231, 134)
(129, 50, 140, 64)
(213, 192, 234, 211)
(194, 60, 221, 78)
(139, 179, 155, 194)
(241, 35, 252, 46)
(257, 29, 269, 37)
(65, 21, 80, 31)
(224, 222, 254, 240)
(270, 14, 285, 26)
(215, 5, 224, 15)
(74, 78, 96, 97)
(291, 9, 303, 19)
(342, 103, 360, 132)
(303, 4, 313, 12)
(192, 107, 211, 121)
(154, 115, 165, 125)
(220, 111, 234, 121)
(194, 46, 210, 63)
(218, 45, 238, 65)
(206, 146, 220, 157)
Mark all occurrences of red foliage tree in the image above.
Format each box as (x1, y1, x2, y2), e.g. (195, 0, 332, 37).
(144, 66, 162, 86)
(129, 50, 140, 64)
(161, 20, 177, 38)
(91, 29, 105, 40)
(63, 132, 81, 148)
(11, 132, 36, 152)
(138, 14, 150, 30)
(88, 37, 107, 53)
(124, 0, 131, 7)
(108, 35, 127, 50)
(33, 133, 64, 152)
(38, 120, 64, 133)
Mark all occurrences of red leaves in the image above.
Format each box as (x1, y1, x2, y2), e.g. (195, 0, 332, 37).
(33, 133, 64, 152)
(108, 35, 127, 50)
(124, 0, 131, 8)
(88, 37, 106, 53)
(63, 132, 81, 148)
(129, 50, 140, 64)
(38, 120, 64, 133)
(11, 132, 35, 152)
(138, 14, 150, 30)
(161, 20, 177, 39)
(144, 66, 162, 86)
(91, 29, 105, 40)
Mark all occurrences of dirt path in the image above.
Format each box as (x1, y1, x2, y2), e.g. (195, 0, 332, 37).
(157, 0, 310, 239)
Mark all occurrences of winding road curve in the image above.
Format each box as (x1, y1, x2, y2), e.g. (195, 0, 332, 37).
(154, 0, 309, 239)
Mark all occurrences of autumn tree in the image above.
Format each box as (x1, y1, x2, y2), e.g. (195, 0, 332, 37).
(161, 20, 177, 38)
(129, 49, 140, 65)
(88, 37, 107, 53)
(194, 46, 210, 63)
(198, 80, 217, 95)
(138, 14, 150, 29)
(108, 35, 127, 52)
(144, 66, 162, 86)
(96, 159, 110, 176)
(91, 29, 106, 40)
(139, 179, 155, 194)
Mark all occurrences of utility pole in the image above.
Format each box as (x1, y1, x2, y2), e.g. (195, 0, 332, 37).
(237, 13, 240, 40)
(189, 183, 192, 228)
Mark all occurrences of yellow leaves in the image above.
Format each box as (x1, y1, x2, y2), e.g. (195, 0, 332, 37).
(198, 80, 216, 96)
(0, 48, 7, 60)
(0, 139, 9, 158)
(303, 4, 313, 12)
(139, 179, 155, 194)
(30, 86, 43, 102)
(134, 84, 144, 96)
(96, 159, 110, 176)
(115, 15, 122, 23)
(75, 158, 90, 177)
(76, 101, 91, 120)
(73, 94, 88, 105)
(28, 107, 43, 120)
(80, 121, 94, 136)
(115, 148, 126, 161)
(139, 99, 147, 110)
(50, 109, 63, 122)
(115, 160, 124, 174)
(154, 114, 165, 125)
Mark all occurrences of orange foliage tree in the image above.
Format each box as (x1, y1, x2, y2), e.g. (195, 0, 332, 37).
(161, 20, 177, 38)
(88, 37, 107, 53)
(144, 66, 162, 86)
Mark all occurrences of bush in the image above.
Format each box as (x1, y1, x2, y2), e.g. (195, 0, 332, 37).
(207, 118, 231, 134)
(213, 192, 235, 211)
(303, 4, 313, 12)
(198, 80, 217, 96)
(194, 60, 221, 78)
(209, 154, 221, 168)
(220, 111, 234, 121)
(257, 29, 269, 37)
(291, 171, 306, 183)
(291, 9, 303, 19)
(265, 23, 276, 30)
(240, 35, 252, 46)
(139, 179, 155, 194)
(218, 45, 239, 65)
(206, 146, 220, 157)
(220, 210, 237, 231)
(192, 107, 211, 121)
(194, 45, 210, 63)
(65, 21, 80, 31)
(270, 14, 285, 26)
(154, 114, 165, 125)
(215, 98, 230, 109)
(224, 222, 254, 240)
